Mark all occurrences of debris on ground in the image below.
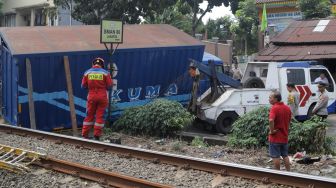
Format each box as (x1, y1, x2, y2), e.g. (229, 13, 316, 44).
(296, 156, 321, 165)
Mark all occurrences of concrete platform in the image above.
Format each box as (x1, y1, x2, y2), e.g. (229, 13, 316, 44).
(177, 131, 227, 146)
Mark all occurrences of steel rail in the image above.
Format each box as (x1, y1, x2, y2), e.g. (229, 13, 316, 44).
(35, 157, 172, 188)
(1, 124, 336, 188)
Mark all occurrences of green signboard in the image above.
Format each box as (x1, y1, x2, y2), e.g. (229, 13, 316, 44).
(100, 20, 123, 43)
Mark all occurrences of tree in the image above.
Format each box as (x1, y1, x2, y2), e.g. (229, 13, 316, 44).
(145, 0, 205, 35)
(0, 0, 3, 15)
(54, 0, 178, 24)
(230, 0, 258, 55)
(145, 0, 193, 33)
(185, 0, 240, 37)
(298, 0, 331, 19)
(206, 16, 233, 41)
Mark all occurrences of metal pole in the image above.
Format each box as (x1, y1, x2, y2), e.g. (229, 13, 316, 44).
(227, 40, 233, 71)
(107, 43, 113, 127)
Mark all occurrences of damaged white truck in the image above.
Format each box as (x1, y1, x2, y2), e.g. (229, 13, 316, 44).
(190, 60, 336, 134)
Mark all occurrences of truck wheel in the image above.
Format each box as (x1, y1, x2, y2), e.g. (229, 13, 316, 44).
(216, 112, 238, 134)
(243, 77, 265, 88)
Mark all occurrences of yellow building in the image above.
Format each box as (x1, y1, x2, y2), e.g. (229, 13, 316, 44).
(256, 0, 336, 33)
(256, 0, 301, 33)
(1, 0, 57, 27)
(332, 0, 336, 14)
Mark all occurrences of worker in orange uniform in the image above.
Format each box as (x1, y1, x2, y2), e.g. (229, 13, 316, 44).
(81, 57, 113, 140)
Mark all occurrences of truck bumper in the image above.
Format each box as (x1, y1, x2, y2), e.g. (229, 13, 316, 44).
(197, 105, 217, 124)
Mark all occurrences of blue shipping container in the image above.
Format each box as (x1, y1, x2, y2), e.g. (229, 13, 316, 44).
(0, 25, 204, 131)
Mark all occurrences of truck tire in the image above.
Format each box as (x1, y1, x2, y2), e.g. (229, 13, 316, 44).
(243, 77, 265, 88)
(216, 112, 238, 134)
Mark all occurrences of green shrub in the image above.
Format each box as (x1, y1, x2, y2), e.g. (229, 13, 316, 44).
(228, 106, 269, 148)
(113, 99, 194, 136)
(288, 116, 330, 154)
(228, 107, 334, 154)
(324, 136, 336, 155)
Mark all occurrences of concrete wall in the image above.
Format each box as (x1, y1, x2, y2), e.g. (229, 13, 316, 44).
(203, 41, 232, 65)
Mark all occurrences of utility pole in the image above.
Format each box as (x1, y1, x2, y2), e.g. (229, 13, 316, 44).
(100, 20, 123, 127)
(69, 0, 73, 26)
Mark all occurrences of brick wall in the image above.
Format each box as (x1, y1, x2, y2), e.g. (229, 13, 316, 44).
(202, 41, 232, 65)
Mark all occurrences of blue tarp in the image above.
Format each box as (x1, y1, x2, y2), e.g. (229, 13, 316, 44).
(202, 52, 223, 65)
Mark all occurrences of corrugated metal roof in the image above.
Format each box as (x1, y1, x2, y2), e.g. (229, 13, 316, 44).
(255, 18, 336, 61)
(272, 19, 336, 44)
(0, 24, 203, 55)
(255, 44, 336, 61)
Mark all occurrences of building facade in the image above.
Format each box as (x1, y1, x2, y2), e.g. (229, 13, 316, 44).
(0, 0, 82, 27)
(256, 0, 336, 34)
(256, 0, 302, 34)
(332, 0, 336, 14)
(57, 5, 82, 26)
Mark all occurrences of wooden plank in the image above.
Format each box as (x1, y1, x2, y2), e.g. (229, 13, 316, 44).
(63, 56, 78, 136)
(25, 58, 36, 129)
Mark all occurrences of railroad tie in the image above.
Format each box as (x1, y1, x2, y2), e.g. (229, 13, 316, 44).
(0, 144, 45, 172)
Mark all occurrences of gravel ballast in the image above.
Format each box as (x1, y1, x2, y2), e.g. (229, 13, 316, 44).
(0, 131, 291, 188)
(101, 132, 336, 178)
(0, 168, 100, 188)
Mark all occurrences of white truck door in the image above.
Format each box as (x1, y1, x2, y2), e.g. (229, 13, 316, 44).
(279, 68, 308, 115)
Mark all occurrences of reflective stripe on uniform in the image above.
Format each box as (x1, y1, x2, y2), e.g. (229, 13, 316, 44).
(83, 122, 94, 125)
(84, 69, 109, 76)
(94, 123, 105, 127)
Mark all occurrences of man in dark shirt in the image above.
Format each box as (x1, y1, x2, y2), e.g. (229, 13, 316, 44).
(187, 62, 200, 114)
(268, 91, 292, 171)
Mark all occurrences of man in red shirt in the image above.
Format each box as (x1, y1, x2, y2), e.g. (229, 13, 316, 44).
(268, 91, 292, 171)
(81, 57, 113, 140)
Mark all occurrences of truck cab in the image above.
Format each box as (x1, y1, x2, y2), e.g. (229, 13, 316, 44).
(197, 61, 336, 134)
(277, 62, 336, 117)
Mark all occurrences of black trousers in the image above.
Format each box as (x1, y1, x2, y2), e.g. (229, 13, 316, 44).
(317, 114, 328, 120)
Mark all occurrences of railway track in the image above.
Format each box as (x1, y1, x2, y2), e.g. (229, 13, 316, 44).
(36, 157, 171, 188)
(1, 123, 336, 188)
(0, 144, 171, 188)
